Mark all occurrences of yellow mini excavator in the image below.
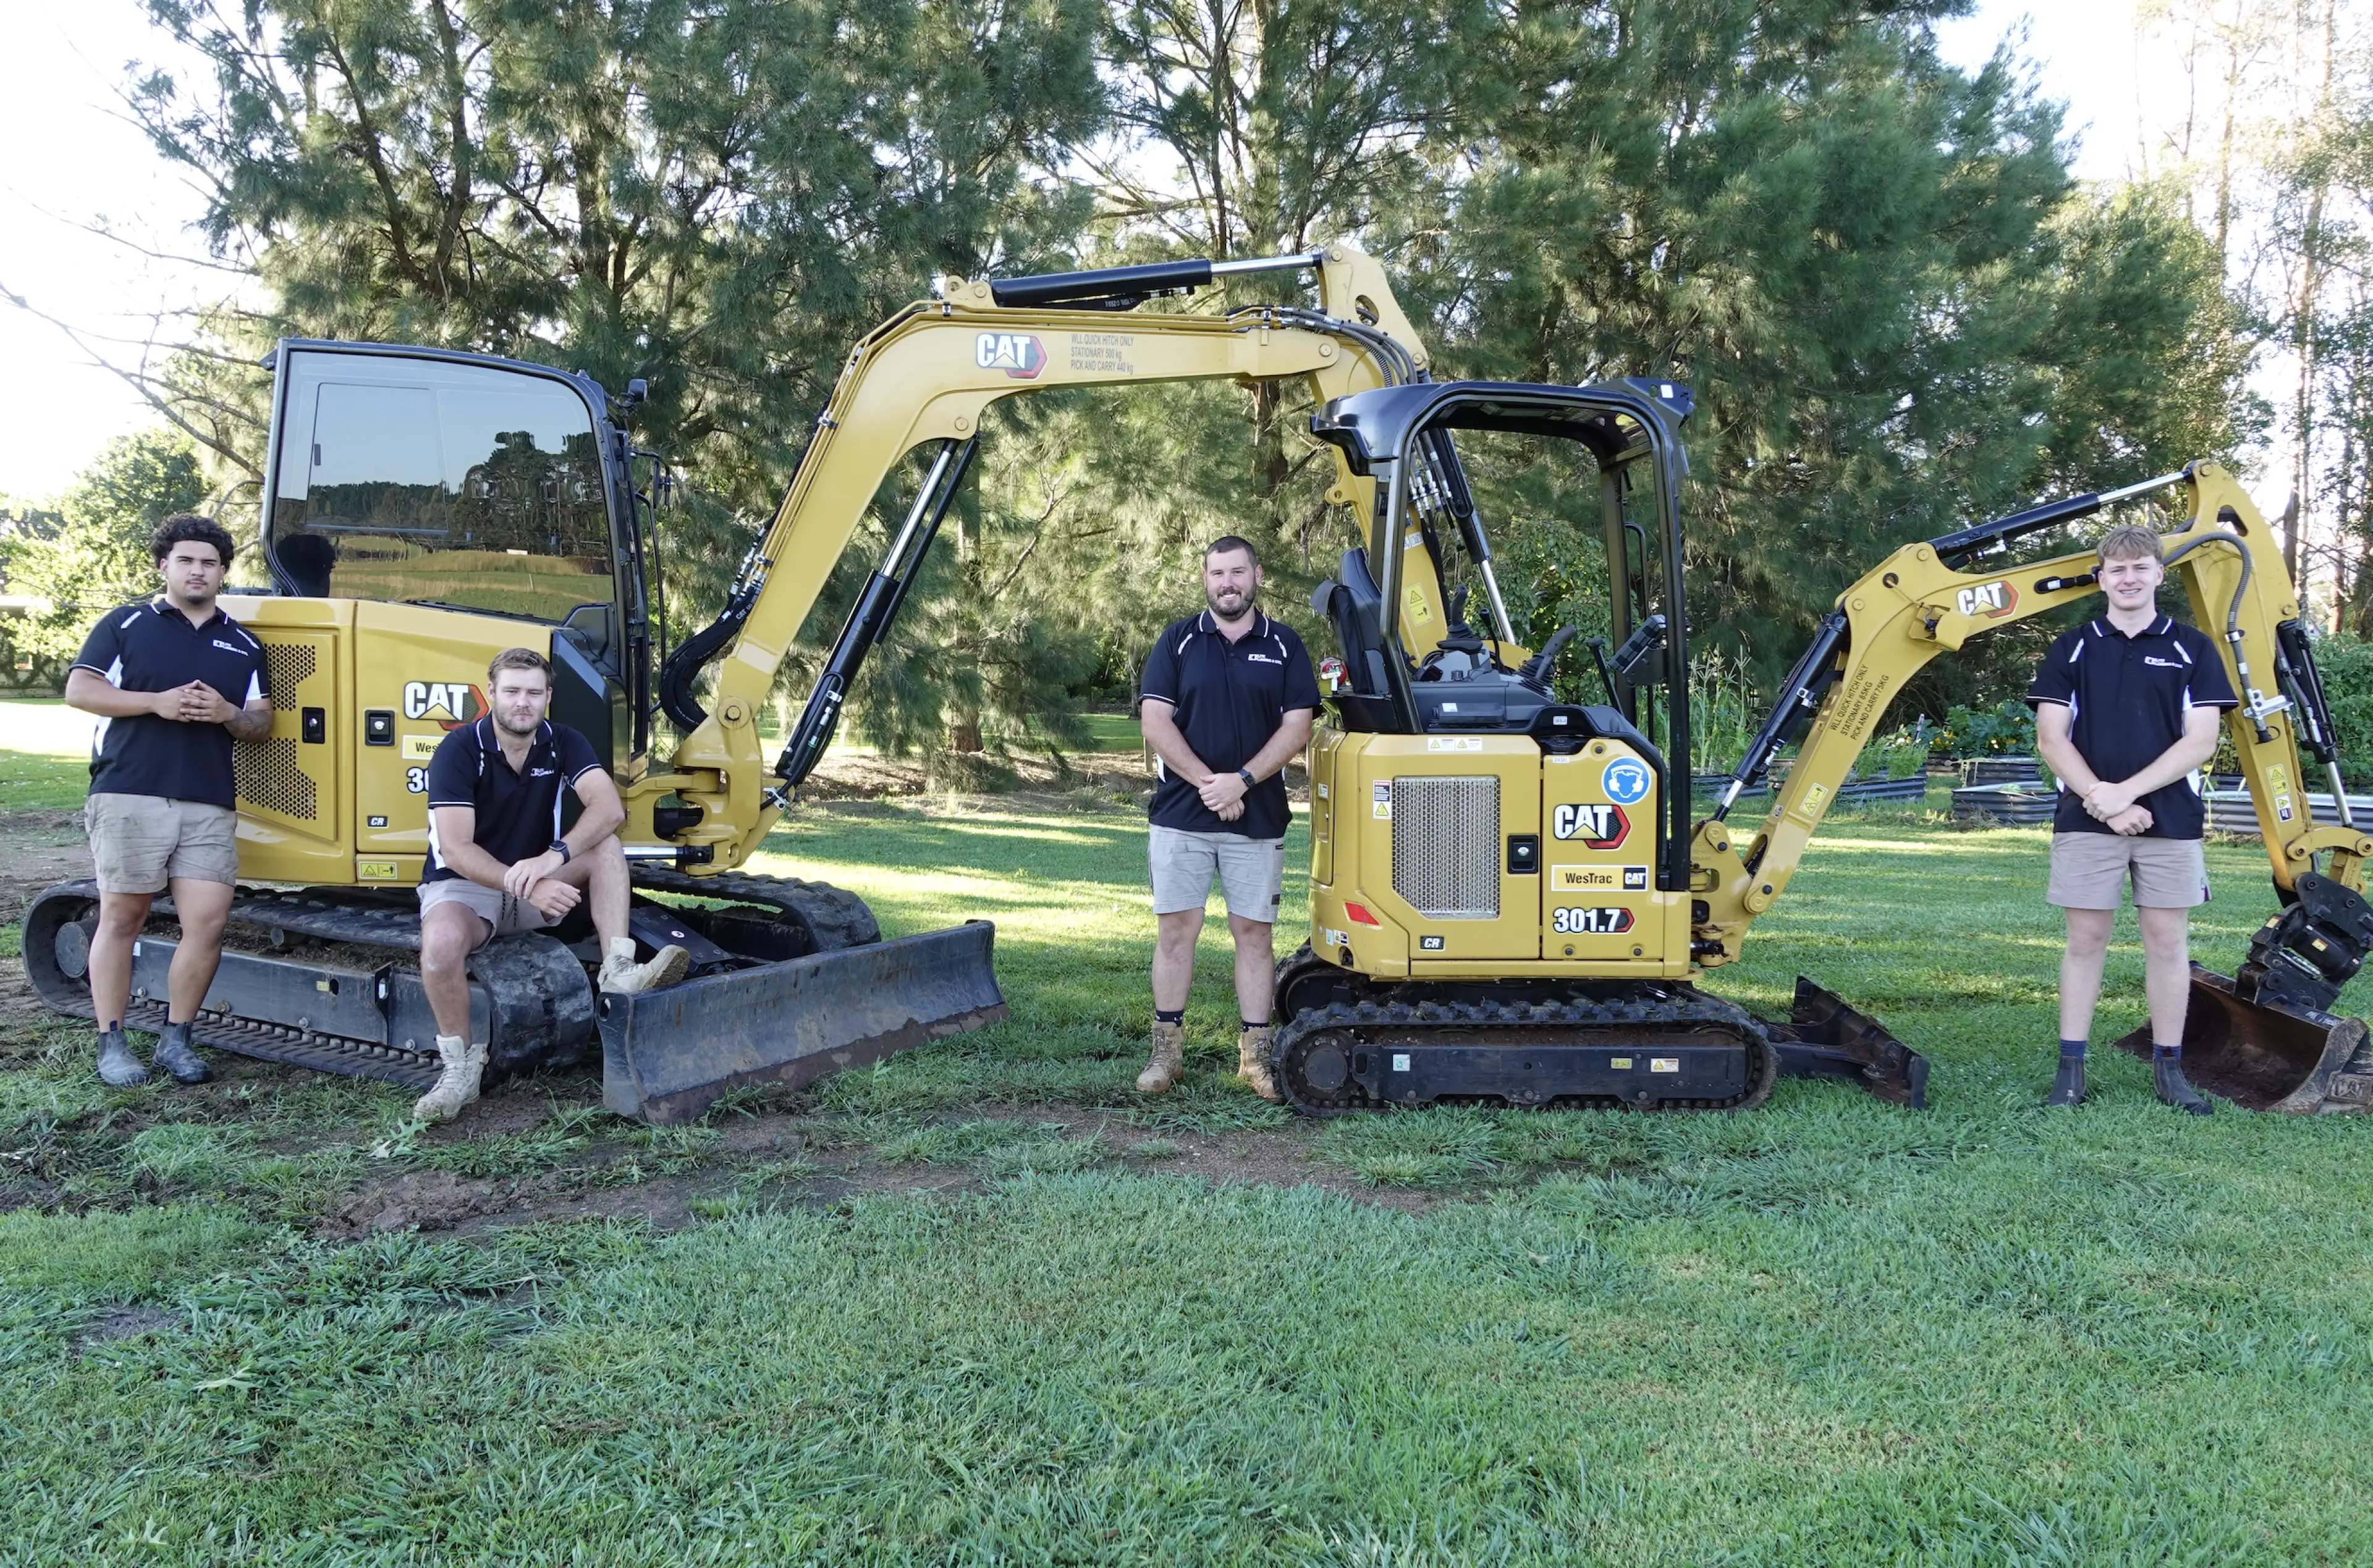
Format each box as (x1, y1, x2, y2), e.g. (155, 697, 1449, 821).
(28, 243, 2369, 1121)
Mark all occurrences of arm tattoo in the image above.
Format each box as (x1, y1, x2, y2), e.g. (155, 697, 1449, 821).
(227, 704, 273, 742)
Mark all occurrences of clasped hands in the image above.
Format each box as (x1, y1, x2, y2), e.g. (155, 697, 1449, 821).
(2079, 779, 2154, 837)
(1195, 769, 1250, 822)
(152, 680, 237, 725)
(502, 850, 582, 919)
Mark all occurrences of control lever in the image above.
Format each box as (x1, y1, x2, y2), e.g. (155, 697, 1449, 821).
(1517, 626, 1580, 694)
(1609, 613, 1668, 678)
(1586, 636, 1620, 707)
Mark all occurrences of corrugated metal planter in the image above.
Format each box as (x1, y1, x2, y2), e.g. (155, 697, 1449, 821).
(1954, 782, 2058, 825)
(1837, 775, 1930, 803)
(2204, 789, 2373, 838)
(1962, 755, 2042, 786)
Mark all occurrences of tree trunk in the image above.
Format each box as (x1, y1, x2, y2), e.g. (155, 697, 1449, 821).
(948, 717, 982, 753)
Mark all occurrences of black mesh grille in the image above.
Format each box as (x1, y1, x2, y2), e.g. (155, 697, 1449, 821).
(237, 738, 318, 820)
(263, 643, 316, 711)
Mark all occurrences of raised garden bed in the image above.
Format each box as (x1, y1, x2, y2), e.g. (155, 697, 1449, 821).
(1962, 755, 2042, 786)
(1835, 775, 1929, 803)
(1953, 782, 2057, 825)
(2204, 788, 2373, 838)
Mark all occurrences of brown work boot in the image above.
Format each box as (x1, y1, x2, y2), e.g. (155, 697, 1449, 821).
(1135, 1020, 1186, 1095)
(411, 1034, 486, 1123)
(1237, 1024, 1281, 1103)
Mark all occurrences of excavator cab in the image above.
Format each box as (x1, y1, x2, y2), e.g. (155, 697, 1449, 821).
(1275, 378, 1929, 1113)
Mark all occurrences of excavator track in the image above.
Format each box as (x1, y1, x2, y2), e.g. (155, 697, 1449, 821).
(22, 866, 886, 1093)
(22, 879, 591, 1090)
(628, 863, 879, 952)
(1268, 944, 1779, 1116)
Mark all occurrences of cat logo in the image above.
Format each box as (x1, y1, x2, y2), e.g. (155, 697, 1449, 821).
(401, 680, 483, 728)
(975, 332, 1047, 379)
(1955, 580, 2017, 619)
(1550, 802, 1629, 848)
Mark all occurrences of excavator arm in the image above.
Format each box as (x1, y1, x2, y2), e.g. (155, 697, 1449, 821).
(627, 245, 1486, 870)
(1690, 462, 2373, 1111)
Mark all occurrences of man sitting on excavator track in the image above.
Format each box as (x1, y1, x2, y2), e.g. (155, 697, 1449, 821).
(2028, 523, 2236, 1115)
(411, 647, 690, 1121)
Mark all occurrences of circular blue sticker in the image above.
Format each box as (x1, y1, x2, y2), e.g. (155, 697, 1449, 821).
(1601, 757, 1652, 805)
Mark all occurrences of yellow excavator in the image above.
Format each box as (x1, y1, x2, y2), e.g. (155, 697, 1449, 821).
(24, 243, 2371, 1121)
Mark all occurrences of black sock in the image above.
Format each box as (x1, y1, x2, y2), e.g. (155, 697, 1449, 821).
(1155, 1008, 1183, 1026)
(2153, 1042, 2182, 1062)
(1241, 1018, 1269, 1031)
(2060, 1039, 2086, 1060)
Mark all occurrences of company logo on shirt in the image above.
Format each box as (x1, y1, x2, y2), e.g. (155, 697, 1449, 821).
(1246, 653, 1280, 665)
(528, 767, 556, 778)
(211, 639, 247, 654)
(2145, 656, 2185, 668)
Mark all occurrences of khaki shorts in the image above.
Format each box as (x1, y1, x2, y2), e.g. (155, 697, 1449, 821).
(2048, 832, 2210, 909)
(417, 877, 551, 950)
(85, 793, 239, 893)
(1149, 825, 1286, 922)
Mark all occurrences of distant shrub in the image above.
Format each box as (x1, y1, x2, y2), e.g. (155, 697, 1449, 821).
(1939, 699, 2036, 759)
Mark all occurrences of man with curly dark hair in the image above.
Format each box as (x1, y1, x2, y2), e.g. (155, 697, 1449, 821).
(63, 514, 273, 1089)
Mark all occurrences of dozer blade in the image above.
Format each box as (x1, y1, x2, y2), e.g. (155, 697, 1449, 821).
(2111, 963, 2373, 1113)
(1757, 976, 1930, 1110)
(598, 920, 1007, 1124)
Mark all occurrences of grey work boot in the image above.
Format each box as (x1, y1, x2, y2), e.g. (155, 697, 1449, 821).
(2153, 1049, 2213, 1116)
(410, 1034, 486, 1123)
(1135, 1020, 1186, 1095)
(1237, 1024, 1281, 1103)
(96, 1026, 148, 1088)
(599, 937, 691, 995)
(152, 1021, 213, 1085)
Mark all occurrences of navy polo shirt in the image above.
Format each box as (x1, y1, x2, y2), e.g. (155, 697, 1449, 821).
(1141, 610, 1320, 840)
(71, 601, 270, 809)
(2026, 614, 2237, 840)
(422, 717, 605, 882)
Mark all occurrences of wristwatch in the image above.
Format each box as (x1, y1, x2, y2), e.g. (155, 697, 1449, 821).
(1237, 768, 1256, 790)
(549, 838, 572, 864)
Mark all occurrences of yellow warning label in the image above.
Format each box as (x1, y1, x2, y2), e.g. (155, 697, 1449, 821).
(402, 734, 441, 761)
(1405, 585, 1433, 623)
(356, 859, 400, 881)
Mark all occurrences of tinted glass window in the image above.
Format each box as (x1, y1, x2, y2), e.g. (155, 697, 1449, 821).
(269, 352, 614, 622)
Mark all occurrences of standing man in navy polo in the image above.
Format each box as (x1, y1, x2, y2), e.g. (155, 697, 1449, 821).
(410, 647, 689, 1121)
(2026, 523, 2236, 1114)
(1135, 536, 1321, 1100)
(64, 515, 273, 1088)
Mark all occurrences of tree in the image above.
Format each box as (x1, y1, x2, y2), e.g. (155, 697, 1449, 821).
(0, 431, 209, 663)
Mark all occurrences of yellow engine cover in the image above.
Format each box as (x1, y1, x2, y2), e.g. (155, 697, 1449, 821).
(1306, 725, 1688, 980)
(220, 598, 556, 887)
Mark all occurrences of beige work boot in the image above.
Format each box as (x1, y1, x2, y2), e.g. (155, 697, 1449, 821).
(1237, 1024, 1281, 1103)
(599, 937, 691, 995)
(1135, 1020, 1186, 1095)
(411, 1034, 485, 1123)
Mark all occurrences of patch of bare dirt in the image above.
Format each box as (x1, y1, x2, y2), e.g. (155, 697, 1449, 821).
(327, 1170, 510, 1237)
(0, 809, 84, 926)
(77, 1305, 183, 1345)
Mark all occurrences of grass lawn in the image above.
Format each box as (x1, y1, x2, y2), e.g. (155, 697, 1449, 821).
(0, 695, 93, 809)
(2, 698, 2371, 1562)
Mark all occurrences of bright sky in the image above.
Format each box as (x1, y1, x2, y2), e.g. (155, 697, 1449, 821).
(0, 1, 2155, 503)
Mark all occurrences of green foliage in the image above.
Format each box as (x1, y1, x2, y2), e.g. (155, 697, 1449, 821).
(2306, 630, 2373, 788)
(1687, 646, 1761, 774)
(1940, 699, 2039, 760)
(0, 431, 207, 663)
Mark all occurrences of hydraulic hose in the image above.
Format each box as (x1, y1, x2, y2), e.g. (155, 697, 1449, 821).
(2158, 531, 2265, 740)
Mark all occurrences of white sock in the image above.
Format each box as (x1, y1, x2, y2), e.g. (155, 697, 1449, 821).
(606, 937, 638, 966)
(436, 1033, 467, 1054)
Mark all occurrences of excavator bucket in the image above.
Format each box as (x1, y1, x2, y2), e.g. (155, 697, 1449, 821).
(598, 921, 1007, 1124)
(1758, 977, 1931, 1109)
(2112, 964, 2373, 1113)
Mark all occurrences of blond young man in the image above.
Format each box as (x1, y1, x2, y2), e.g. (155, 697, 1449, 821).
(2026, 523, 2236, 1113)
(412, 648, 688, 1120)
